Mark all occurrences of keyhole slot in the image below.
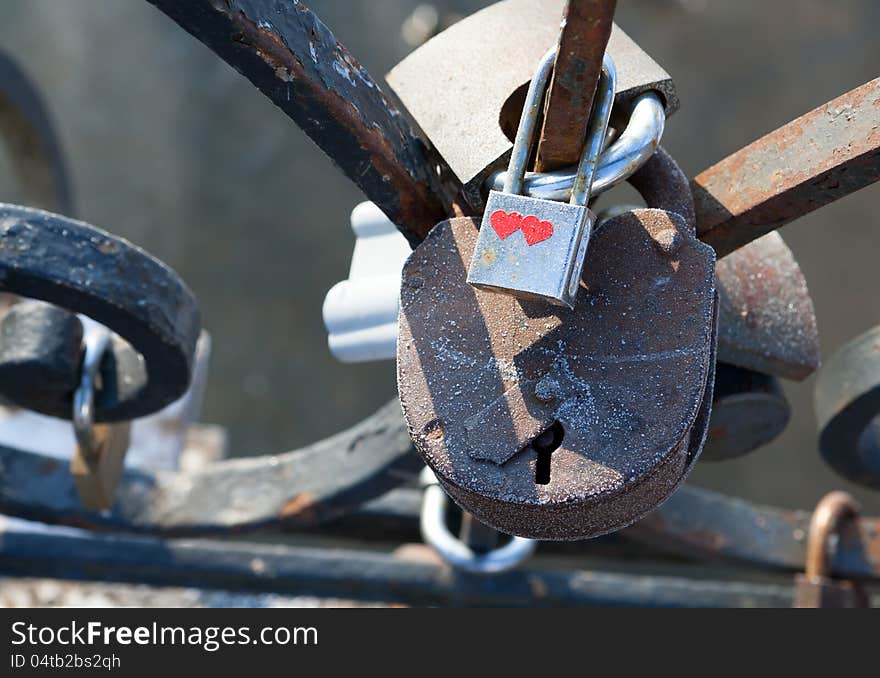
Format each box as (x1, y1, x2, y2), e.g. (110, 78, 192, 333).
(533, 421, 564, 485)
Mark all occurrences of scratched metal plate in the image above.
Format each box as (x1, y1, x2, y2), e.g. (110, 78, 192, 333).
(398, 210, 716, 539)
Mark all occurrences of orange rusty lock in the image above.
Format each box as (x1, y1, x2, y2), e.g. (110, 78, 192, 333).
(793, 491, 870, 608)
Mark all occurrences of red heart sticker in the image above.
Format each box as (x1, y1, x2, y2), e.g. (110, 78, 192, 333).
(489, 210, 523, 239)
(521, 215, 554, 246)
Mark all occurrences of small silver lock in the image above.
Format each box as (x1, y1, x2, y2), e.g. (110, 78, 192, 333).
(467, 48, 616, 308)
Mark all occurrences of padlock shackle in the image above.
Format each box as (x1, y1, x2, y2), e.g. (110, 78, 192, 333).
(570, 55, 617, 207)
(504, 47, 617, 206)
(503, 48, 556, 195)
(490, 91, 665, 202)
(73, 328, 113, 459)
(419, 468, 536, 573)
(805, 491, 861, 578)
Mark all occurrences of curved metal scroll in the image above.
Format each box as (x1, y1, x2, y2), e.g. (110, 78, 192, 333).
(0, 399, 420, 533)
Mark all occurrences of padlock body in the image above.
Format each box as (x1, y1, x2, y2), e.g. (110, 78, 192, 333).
(793, 574, 869, 608)
(399, 213, 717, 540)
(71, 422, 131, 511)
(467, 190, 594, 308)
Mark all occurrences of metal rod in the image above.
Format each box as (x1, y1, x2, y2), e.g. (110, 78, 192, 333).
(535, 0, 618, 172)
(145, 0, 454, 245)
(0, 515, 796, 607)
(694, 77, 880, 258)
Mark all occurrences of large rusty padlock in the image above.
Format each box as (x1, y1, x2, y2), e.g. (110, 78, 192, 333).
(793, 492, 869, 608)
(386, 0, 677, 211)
(398, 149, 717, 540)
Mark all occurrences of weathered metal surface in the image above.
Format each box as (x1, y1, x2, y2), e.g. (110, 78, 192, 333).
(815, 325, 880, 488)
(0, 203, 200, 421)
(534, 0, 617, 172)
(3, 393, 880, 582)
(386, 0, 678, 210)
(0, 50, 74, 216)
(694, 78, 880, 258)
(399, 158, 716, 539)
(715, 232, 819, 380)
(0, 515, 796, 607)
(146, 0, 453, 245)
(0, 399, 420, 533)
(352, 481, 880, 582)
(0, 300, 83, 414)
(701, 363, 790, 462)
(628, 486, 880, 581)
(0, 331, 214, 473)
(348, 484, 880, 582)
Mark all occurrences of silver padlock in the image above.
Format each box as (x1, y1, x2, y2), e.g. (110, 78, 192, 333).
(466, 49, 615, 308)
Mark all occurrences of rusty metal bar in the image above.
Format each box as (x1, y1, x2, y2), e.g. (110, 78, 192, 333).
(0, 516, 796, 607)
(4, 399, 880, 582)
(535, 0, 617, 172)
(0, 400, 421, 533)
(145, 0, 453, 245)
(627, 485, 880, 581)
(694, 78, 880, 258)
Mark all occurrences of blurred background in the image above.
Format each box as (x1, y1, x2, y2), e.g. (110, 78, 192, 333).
(0, 0, 877, 514)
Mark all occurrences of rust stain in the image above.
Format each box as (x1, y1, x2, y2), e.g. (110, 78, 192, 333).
(708, 424, 727, 442)
(422, 418, 445, 442)
(278, 492, 321, 522)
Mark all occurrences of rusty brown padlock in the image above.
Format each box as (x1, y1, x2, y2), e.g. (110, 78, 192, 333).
(793, 491, 870, 608)
(398, 149, 717, 540)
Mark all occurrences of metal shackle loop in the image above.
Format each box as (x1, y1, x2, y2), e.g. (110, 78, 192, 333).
(503, 48, 617, 207)
(569, 54, 617, 207)
(804, 491, 861, 579)
(73, 328, 113, 459)
(490, 91, 665, 201)
(419, 468, 537, 574)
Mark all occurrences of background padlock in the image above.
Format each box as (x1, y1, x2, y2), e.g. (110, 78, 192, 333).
(701, 363, 790, 462)
(815, 325, 880, 489)
(467, 49, 615, 307)
(793, 491, 870, 608)
(398, 148, 717, 540)
(386, 0, 678, 211)
(70, 328, 131, 511)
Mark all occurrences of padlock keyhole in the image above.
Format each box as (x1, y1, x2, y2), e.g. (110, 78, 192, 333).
(533, 421, 564, 485)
